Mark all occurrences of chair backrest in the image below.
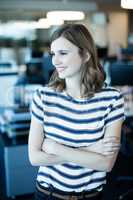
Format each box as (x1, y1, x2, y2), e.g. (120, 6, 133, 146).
(110, 62, 133, 86)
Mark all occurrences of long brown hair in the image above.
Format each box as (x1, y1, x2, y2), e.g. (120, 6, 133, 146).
(49, 24, 106, 98)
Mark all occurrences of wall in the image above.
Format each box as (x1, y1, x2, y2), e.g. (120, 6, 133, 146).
(107, 12, 128, 55)
(78, 11, 128, 56)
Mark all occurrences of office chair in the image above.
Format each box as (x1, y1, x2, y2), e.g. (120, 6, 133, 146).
(110, 62, 133, 86)
(109, 62, 133, 200)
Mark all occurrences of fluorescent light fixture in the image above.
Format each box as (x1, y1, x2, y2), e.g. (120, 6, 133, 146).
(121, 0, 133, 9)
(49, 18, 64, 26)
(37, 18, 51, 28)
(38, 17, 64, 26)
(47, 11, 85, 21)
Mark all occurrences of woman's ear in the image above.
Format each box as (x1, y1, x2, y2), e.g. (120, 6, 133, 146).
(83, 52, 91, 63)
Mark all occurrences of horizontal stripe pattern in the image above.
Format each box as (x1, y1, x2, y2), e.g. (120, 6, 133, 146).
(37, 166, 106, 192)
(31, 86, 125, 192)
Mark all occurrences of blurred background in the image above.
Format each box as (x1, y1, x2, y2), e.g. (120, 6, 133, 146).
(0, 0, 133, 107)
(0, 0, 133, 200)
(0, 0, 132, 65)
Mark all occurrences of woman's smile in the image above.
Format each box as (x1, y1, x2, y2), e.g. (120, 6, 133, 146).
(56, 66, 67, 73)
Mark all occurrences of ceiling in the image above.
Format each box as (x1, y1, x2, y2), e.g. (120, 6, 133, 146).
(0, 0, 124, 22)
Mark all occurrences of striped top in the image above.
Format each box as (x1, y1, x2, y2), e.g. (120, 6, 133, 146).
(31, 86, 125, 192)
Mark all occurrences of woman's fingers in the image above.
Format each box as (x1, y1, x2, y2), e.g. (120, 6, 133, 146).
(103, 142, 120, 148)
(103, 144, 120, 155)
(103, 136, 120, 143)
(101, 137, 121, 155)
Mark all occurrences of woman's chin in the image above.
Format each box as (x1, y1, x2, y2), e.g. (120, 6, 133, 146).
(58, 73, 66, 79)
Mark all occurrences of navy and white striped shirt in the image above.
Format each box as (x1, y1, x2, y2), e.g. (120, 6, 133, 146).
(31, 86, 125, 192)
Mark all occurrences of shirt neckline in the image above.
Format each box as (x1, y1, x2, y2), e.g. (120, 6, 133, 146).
(63, 90, 93, 103)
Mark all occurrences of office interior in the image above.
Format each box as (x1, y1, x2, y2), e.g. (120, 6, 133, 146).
(0, 0, 133, 199)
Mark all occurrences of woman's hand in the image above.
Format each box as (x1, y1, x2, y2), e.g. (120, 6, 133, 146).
(102, 136, 121, 155)
(80, 136, 121, 156)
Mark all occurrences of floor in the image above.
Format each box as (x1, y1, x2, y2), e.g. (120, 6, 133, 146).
(0, 194, 34, 200)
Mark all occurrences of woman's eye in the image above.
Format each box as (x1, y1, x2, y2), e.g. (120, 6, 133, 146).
(50, 51, 68, 57)
(60, 52, 68, 55)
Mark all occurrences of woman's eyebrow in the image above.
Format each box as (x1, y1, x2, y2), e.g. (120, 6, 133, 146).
(50, 49, 70, 53)
(59, 49, 69, 52)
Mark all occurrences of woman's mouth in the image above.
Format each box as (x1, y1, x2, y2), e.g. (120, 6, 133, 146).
(56, 67, 66, 73)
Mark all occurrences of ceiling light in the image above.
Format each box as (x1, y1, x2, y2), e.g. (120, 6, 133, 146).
(121, 0, 133, 9)
(37, 18, 51, 28)
(49, 18, 64, 26)
(38, 17, 64, 26)
(47, 11, 85, 21)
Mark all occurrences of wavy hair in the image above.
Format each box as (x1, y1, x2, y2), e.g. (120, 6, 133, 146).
(49, 24, 106, 98)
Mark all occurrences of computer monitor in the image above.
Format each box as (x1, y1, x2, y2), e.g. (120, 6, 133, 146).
(0, 71, 18, 107)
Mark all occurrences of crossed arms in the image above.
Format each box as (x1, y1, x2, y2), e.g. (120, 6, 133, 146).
(28, 116, 123, 172)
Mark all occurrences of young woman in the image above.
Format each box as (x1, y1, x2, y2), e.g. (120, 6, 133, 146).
(28, 24, 125, 200)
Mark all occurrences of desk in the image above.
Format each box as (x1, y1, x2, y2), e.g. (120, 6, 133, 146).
(0, 134, 38, 199)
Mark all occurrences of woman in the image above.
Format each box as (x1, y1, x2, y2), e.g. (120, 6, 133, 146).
(28, 24, 125, 200)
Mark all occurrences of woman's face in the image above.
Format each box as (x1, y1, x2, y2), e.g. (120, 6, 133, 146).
(51, 36, 83, 79)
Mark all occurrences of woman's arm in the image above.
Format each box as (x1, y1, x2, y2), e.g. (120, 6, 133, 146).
(43, 120, 123, 172)
(80, 136, 120, 155)
(28, 117, 66, 166)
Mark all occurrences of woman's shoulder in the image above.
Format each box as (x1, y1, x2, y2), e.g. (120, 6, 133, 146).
(33, 86, 56, 103)
(101, 86, 121, 95)
(36, 85, 55, 94)
(99, 86, 122, 98)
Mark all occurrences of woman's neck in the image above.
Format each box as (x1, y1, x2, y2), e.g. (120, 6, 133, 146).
(65, 77, 82, 99)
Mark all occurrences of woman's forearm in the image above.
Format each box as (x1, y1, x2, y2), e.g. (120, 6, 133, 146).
(54, 143, 111, 171)
(42, 137, 120, 171)
(29, 150, 66, 167)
